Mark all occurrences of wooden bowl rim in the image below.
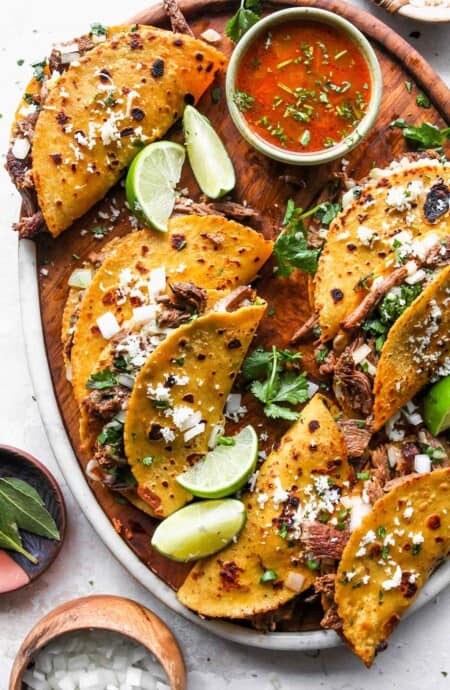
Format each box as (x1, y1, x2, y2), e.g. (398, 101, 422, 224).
(9, 594, 186, 690)
(0, 444, 67, 591)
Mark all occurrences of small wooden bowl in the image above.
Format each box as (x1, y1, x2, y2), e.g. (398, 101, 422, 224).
(9, 595, 187, 690)
(0, 445, 66, 593)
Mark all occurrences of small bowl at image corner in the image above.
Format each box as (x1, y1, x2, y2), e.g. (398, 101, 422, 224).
(9, 595, 187, 690)
(225, 7, 383, 166)
(0, 445, 66, 594)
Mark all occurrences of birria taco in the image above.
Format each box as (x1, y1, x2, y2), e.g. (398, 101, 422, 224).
(314, 157, 450, 344)
(69, 215, 273, 403)
(123, 300, 267, 518)
(335, 467, 450, 667)
(6, 24, 225, 238)
(178, 395, 353, 618)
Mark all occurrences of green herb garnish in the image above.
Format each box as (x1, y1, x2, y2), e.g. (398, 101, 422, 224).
(416, 93, 430, 108)
(217, 436, 236, 446)
(273, 200, 325, 277)
(232, 88, 255, 112)
(90, 22, 109, 37)
(225, 0, 262, 43)
(32, 59, 47, 82)
(260, 569, 277, 583)
(86, 368, 118, 390)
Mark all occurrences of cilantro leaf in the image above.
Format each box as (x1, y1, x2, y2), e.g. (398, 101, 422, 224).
(416, 93, 430, 108)
(274, 228, 321, 277)
(225, 1, 262, 43)
(32, 59, 47, 83)
(264, 403, 300, 421)
(270, 371, 309, 406)
(400, 122, 450, 150)
(314, 201, 341, 227)
(86, 368, 118, 390)
(245, 346, 307, 420)
(243, 347, 301, 380)
(90, 22, 109, 36)
(362, 282, 422, 351)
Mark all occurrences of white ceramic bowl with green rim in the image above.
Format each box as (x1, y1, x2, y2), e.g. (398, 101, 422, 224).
(225, 7, 383, 166)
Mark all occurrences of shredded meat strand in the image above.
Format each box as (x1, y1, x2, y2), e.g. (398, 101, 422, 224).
(170, 281, 208, 313)
(13, 210, 45, 239)
(341, 267, 408, 331)
(314, 573, 336, 599)
(366, 444, 390, 503)
(290, 313, 319, 344)
(334, 338, 374, 416)
(174, 196, 259, 221)
(163, 0, 194, 35)
(338, 419, 373, 457)
(82, 386, 129, 421)
(213, 286, 255, 312)
(301, 522, 349, 560)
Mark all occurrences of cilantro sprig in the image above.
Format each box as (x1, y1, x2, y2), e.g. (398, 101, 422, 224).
(273, 199, 340, 277)
(225, 0, 263, 43)
(243, 346, 308, 420)
(390, 120, 450, 151)
(362, 282, 422, 351)
(86, 368, 118, 390)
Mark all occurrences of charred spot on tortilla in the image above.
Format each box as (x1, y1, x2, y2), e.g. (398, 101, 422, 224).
(131, 107, 145, 121)
(151, 58, 165, 78)
(50, 154, 62, 165)
(309, 420, 320, 432)
(424, 182, 449, 223)
(331, 288, 344, 303)
(184, 93, 195, 105)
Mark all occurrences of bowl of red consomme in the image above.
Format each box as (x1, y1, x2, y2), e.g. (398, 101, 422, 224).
(225, 8, 382, 166)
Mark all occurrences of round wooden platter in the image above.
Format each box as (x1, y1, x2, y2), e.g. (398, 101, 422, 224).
(21, 0, 450, 648)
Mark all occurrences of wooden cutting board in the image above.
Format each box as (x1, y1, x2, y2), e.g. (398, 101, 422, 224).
(32, 0, 449, 631)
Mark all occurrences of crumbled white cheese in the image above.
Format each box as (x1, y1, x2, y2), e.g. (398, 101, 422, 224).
(357, 225, 378, 247)
(160, 427, 176, 444)
(171, 407, 202, 432)
(272, 478, 289, 508)
(257, 492, 269, 509)
(382, 565, 402, 591)
(147, 383, 172, 404)
(403, 505, 414, 519)
(414, 454, 431, 474)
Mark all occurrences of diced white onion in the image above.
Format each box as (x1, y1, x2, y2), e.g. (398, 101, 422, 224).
(208, 423, 225, 449)
(68, 267, 93, 289)
(132, 304, 157, 325)
(114, 409, 127, 423)
(414, 454, 431, 474)
(85, 459, 101, 482)
(148, 267, 166, 297)
(12, 137, 31, 159)
(225, 393, 242, 414)
(96, 312, 120, 339)
(405, 268, 426, 285)
(387, 446, 401, 468)
(405, 260, 418, 276)
(61, 51, 81, 64)
(65, 363, 73, 382)
(118, 374, 134, 389)
(285, 571, 305, 593)
(349, 495, 372, 531)
(351, 343, 372, 365)
(184, 422, 205, 443)
(362, 359, 377, 377)
(200, 28, 222, 44)
(385, 411, 405, 441)
(307, 380, 319, 398)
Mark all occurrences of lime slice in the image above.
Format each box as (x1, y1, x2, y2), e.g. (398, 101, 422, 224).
(183, 105, 236, 199)
(177, 425, 258, 498)
(423, 375, 450, 436)
(125, 141, 185, 232)
(151, 499, 246, 561)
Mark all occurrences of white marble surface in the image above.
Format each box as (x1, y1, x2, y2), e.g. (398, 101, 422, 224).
(0, 1, 449, 688)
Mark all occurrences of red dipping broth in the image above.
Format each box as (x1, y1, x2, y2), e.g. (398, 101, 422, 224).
(234, 20, 372, 153)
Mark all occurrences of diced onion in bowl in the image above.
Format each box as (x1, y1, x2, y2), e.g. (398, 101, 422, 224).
(414, 454, 431, 474)
(96, 312, 120, 339)
(285, 571, 305, 593)
(68, 267, 93, 289)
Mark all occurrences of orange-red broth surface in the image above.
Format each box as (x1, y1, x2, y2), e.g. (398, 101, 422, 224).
(235, 21, 372, 153)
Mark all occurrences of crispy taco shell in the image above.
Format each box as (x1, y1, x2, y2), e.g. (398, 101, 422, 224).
(70, 216, 273, 403)
(29, 26, 225, 236)
(373, 264, 450, 429)
(335, 467, 450, 667)
(124, 302, 266, 518)
(177, 395, 352, 619)
(314, 159, 450, 343)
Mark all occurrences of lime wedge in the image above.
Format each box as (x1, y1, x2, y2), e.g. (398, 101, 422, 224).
(125, 141, 185, 232)
(423, 375, 450, 436)
(183, 105, 236, 199)
(151, 499, 246, 561)
(177, 425, 258, 498)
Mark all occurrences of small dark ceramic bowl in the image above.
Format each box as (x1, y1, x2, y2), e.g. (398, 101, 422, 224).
(0, 445, 66, 593)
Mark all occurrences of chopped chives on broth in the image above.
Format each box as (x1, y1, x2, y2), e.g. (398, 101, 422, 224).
(235, 20, 372, 153)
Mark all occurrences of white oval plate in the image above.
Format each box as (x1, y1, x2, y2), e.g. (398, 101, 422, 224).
(19, 239, 450, 650)
(398, 4, 450, 21)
